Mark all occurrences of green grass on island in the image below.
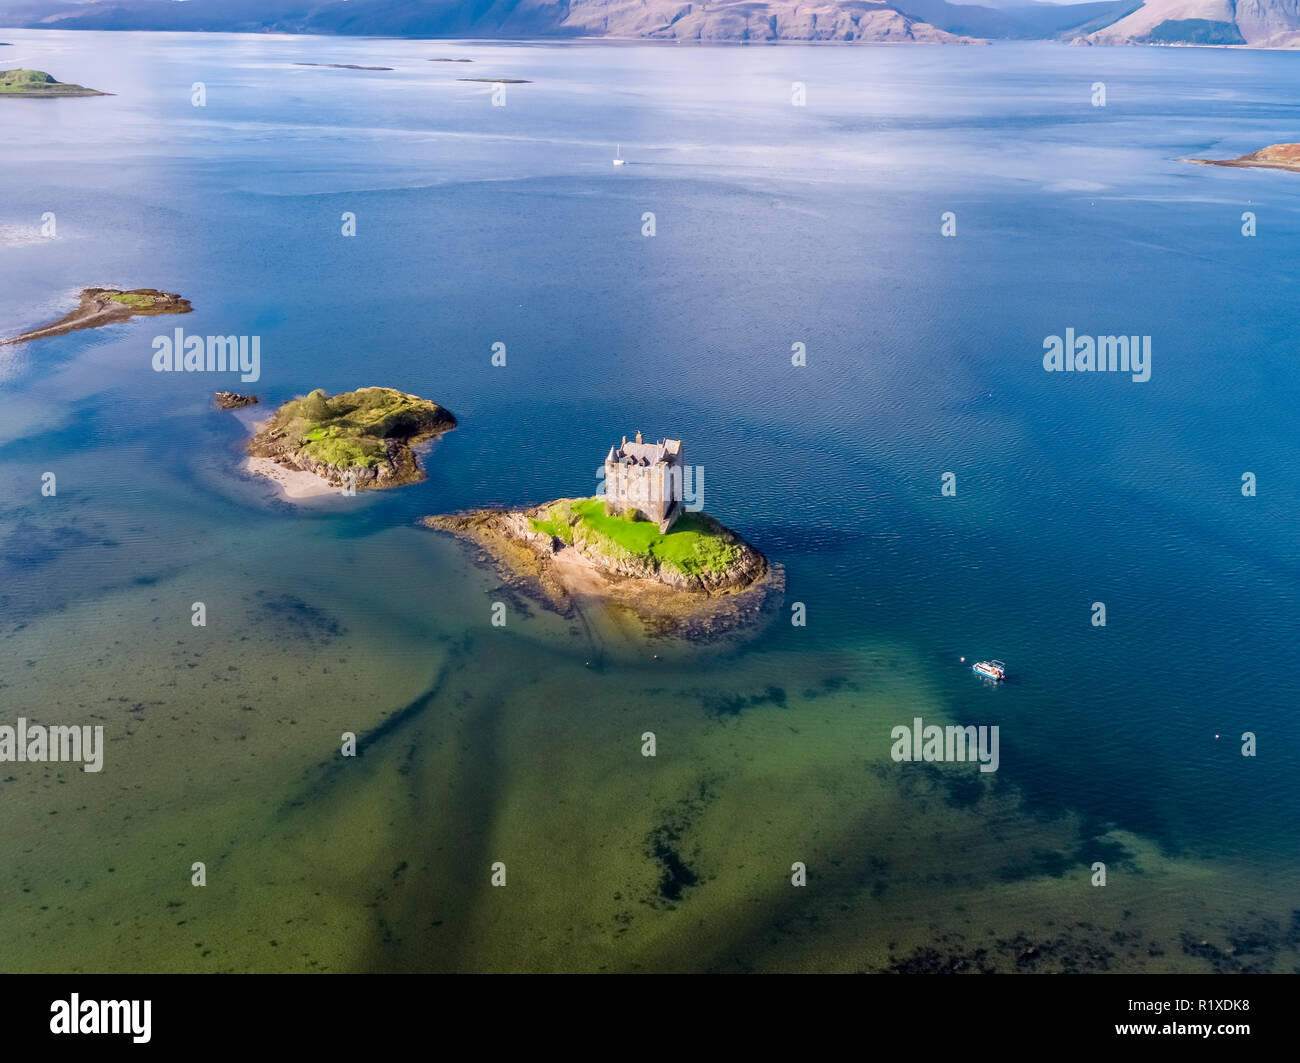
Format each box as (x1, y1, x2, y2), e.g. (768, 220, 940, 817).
(530, 498, 743, 577)
(0, 70, 57, 91)
(0, 69, 105, 96)
(109, 292, 169, 308)
(275, 387, 452, 469)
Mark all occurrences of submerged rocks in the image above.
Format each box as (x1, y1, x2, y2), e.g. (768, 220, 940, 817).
(246, 386, 456, 492)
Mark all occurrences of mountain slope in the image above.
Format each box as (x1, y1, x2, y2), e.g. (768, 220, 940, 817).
(0, 0, 982, 43)
(894, 0, 1137, 39)
(7, 0, 1300, 47)
(1078, 0, 1300, 46)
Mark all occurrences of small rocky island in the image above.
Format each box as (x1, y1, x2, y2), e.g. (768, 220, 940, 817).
(246, 387, 456, 494)
(426, 499, 777, 640)
(2, 288, 191, 346)
(0, 69, 109, 97)
(1182, 143, 1300, 174)
(215, 391, 259, 410)
(424, 434, 780, 640)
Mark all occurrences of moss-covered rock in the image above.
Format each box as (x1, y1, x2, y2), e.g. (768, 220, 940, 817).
(527, 498, 762, 591)
(215, 392, 259, 410)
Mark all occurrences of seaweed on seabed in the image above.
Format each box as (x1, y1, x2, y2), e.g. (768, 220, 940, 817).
(649, 829, 699, 902)
(882, 946, 995, 974)
(643, 777, 715, 906)
(254, 592, 346, 643)
(701, 684, 787, 719)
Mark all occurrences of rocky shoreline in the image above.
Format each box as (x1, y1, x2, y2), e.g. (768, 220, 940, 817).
(423, 501, 781, 641)
(215, 391, 259, 410)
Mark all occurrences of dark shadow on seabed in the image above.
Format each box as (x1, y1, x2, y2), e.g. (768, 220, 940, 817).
(278, 629, 577, 971)
(361, 653, 514, 973)
(318, 654, 1105, 972)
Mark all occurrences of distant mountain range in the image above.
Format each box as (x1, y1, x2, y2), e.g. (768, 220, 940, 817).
(1075, 0, 1300, 46)
(1, 0, 1298, 48)
(0, 0, 969, 42)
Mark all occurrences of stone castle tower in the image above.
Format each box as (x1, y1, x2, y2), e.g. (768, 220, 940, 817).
(604, 431, 684, 533)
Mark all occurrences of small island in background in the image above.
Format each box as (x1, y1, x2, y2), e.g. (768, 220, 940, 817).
(0, 69, 108, 96)
(425, 433, 779, 640)
(1182, 143, 1300, 174)
(1, 288, 190, 346)
(293, 62, 392, 71)
(245, 386, 456, 497)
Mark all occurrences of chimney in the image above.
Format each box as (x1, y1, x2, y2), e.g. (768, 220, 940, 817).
(635, 431, 643, 444)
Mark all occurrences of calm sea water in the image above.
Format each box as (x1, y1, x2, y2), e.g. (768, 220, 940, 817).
(2, 31, 1299, 973)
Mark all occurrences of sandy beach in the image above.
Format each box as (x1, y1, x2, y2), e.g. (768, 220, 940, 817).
(242, 455, 340, 501)
(232, 408, 340, 502)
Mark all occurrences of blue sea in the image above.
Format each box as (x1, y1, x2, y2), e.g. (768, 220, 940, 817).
(1, 30, 1298, 972)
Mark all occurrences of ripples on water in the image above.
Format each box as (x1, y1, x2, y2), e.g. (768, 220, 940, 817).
(0, 33, 1298, 972)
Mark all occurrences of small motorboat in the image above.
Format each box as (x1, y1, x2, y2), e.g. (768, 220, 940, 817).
(972, 660, 1007, 681)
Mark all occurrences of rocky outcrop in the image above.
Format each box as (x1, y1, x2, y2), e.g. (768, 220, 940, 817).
(2, 288, 191, 346)
(215, 391, 259, 410)
(423, 501, 779, 640)
(257, 436, 421, 488)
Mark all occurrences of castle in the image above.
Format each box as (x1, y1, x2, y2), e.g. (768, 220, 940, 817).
(604, 432, 685, 533)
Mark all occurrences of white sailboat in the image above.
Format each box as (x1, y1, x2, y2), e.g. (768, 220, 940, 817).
(613, 143, 626, 166)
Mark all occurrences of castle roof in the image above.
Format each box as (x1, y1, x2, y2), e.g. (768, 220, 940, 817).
(610, 437, 681, 467)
